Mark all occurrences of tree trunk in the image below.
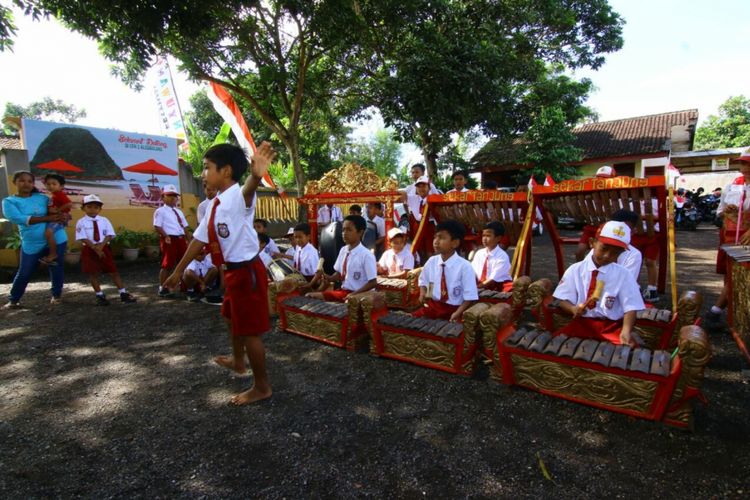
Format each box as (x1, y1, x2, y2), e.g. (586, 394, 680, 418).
(285, 135, 307, 220)
(418, 128, 439, 178)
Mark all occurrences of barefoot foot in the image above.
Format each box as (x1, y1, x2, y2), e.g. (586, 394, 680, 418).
(230, 386, 272, 406)
(213, 355, 246, 375)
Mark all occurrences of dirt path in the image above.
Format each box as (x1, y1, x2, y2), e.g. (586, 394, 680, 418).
(1, 225, 748, 498)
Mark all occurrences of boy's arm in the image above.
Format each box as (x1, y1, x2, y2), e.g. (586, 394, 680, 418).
(352, 278, 377, 295)
(557, 299, 583, 318)
(449, 299, 474, 323)
(618, 311, 643, 347)
(242, 141, 276, 206)
(154, 225, 170, 243)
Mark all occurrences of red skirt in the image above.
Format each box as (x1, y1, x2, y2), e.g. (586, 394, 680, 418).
(160, 236, 187, 269)
(556, 316, 623, 344)
(221, 258, 270, 336)
(82, 245, 118, 274)
(412, 299, 459, 321)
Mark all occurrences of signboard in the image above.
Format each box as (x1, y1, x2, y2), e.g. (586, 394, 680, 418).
(23, 118, 179, 208)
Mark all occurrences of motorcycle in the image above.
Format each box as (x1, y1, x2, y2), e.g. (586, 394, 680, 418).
(675, 199, 699, 231)
(695, 194, 720, 223)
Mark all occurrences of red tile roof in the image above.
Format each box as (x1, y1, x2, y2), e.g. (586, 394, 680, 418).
(472, 109, 699, 168)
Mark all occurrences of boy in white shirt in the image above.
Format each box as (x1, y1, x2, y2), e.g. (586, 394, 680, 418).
(405, 175, 435, 260)
(75, 194, 136, 306)
(292, 222, 320, 279)
(583, 210, 643, 283)
(447, 170, 470, 193)
(253, 218, 281, 257)
(308, 215, 377, 302)
(404, 164, 441, 196)
(317, 203, 344, 225)
(414, 220, 478, 322)
(153, 184, 190, 297)
(553, 221, 645, 347)
(378, 227, 415, 279)
(472, 221, 512, 291)
(367, 202, 386, 249)
(164, 141, 277, 406)
(183, 247, 218, 302)
(196, 181, 218, 229)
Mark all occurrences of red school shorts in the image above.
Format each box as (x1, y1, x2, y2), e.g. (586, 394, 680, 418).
(412, 299, 459, 321)
(630, 233, 660, 261)
(81, 245, 118, 275)
(480, 280, 514, 293)
(556, 316, 623, 345)
(160, 235, 187, 269)
(222, 258, 270, 336)
(322, 289, 351, 302)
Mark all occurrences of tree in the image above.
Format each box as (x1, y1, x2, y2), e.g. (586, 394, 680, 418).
(694, 96, 750, 150)
(514, 106, 582, 185)
(333, 128, 402, 179)
(352, 1, 622, 176)
(3, 97, 86, 134)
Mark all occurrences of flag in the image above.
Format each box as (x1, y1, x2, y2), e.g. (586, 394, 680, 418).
(152, 57, 189, 152)
(527, 175, 538, 190)
(205, 81, 282, 194)
(544, 173, 555, 186)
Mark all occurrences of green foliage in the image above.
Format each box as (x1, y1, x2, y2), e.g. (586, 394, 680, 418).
(333, 128, 402, 179)
(182, 119, 231, 178)
(694, 96, 750, 150)
(3, 97, 86, 134)
(267, 162, 297, 191)
(515, 106, 583, 185)
(0, 4, 17, 53)
(113, 227, 150, 249)
(30, 127, 123, 180)
(1, 226, 21, 250)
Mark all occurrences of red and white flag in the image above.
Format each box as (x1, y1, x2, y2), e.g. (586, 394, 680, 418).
(527, 175, 538, 190)
(206, 82, 282, 194)
(544, 173, 555, 186)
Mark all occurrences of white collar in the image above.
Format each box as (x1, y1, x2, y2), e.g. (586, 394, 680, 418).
(217, 182, 240, 201)
(583, 254, 614, 274)
(439, 252, 460, 267)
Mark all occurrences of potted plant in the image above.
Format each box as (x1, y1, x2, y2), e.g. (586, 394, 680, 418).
(143, 231, 161, 259)
(64, 245, 81, 265)
(113, 227, 143, 261)
(1, 225, 22, 267)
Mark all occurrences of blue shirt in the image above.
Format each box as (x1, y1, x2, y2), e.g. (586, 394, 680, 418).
(2, 193, 67, 254)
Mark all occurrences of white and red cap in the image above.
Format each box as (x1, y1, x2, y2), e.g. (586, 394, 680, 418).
(596, 221, 630, 249)
(730, 148, 750, 164)
(387, 227, 406, 239)
(162, 184, 179, 195)
(82, 194, 103, 205)
(415, 175, 430, 185)
(595, 166, 616, 178)
(287, 227, 295, 236)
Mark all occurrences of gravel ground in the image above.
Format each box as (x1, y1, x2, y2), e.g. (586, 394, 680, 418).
(1, 225, 748, 498)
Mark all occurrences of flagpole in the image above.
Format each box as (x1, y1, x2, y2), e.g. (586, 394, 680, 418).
(164, 57, 188, 147)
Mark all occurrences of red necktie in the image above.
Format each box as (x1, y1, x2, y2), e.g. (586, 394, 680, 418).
(390, 255, 398, 274)
(171, 208, 183, 230)
(479, 254, 489, 282)
(92, 219, 100, 242)
(295, 249, 301, 271)
(440, 263, 448, 300)
(207, 199, 225, 266)
(585, 269, 600, 309)
(341, 251, 350, 281)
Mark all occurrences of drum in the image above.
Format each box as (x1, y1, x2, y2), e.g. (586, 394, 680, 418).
(319, 222, 344, 275)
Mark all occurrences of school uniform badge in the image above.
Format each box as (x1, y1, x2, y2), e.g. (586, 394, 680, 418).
(452, 286, 463, 298)
(217, 223, 230, 238)
(604, 296, 615, 309)
(353, 271, 361, 280)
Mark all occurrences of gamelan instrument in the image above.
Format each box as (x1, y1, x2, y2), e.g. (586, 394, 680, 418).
(722, 244, 750, 364)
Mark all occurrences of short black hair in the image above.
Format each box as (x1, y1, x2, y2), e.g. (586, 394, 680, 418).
(254, 218, 269, 228)
(436, 219, 465, 241)
(482, 179, 498, 189)
(411, 163, 426, 173)
(483, 221, 505, 237)
(203, 143, 249, 182)
(349, 204, 362, 214)
(258, 233, 270, 245)
(369, 202, 382, 210)
(294, 222, 311, 235)
(610, 209, 639, 225)
(452, 170, 467, 179)
(344, 214, 367, 233)
(44, 173, 66, 185)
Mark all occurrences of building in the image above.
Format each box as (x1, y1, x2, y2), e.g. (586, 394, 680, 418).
(472, 109, 700, 186)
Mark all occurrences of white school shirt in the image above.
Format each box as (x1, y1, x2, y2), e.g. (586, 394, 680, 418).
(585, 244, 642, 282)
(447, 187, 470, 193)
(406, 194, 432, 222)
(717, 180, 750, 215)
(75, 215, 116, 244)
(471, 246, 511, 283)
(405, 182, 441, 196)
(553, 255, 645, 321)
(378, 247, 415, 274)
(193, 183, 259, 262)
(318, 205, 344, 224)
(259, 251, 273, 268)
(369, 215, 386, 238)
(263, 238, 280, 256)
(185, 254, 215, 277)
(633, 198, 661, 233)
(153, 205, 189, 236)
(334, 243, 377, 292)
(294, 242, 320, 276)
(196, 198, 212, 227)
(418, 253, 479, 306)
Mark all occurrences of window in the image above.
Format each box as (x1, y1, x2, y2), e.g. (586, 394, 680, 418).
(614, 162, 636, 177)
(643, 166, 664, 177)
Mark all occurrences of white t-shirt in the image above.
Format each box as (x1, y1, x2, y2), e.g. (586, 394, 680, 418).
(318, 205, 344, 224)
(406, 194, 431, 222)
(153, 205, 189, 236)
(553, 255, 645, 321)
(585, 244, 642, 282)
(471, 246, 511, 283)
(294, 242, 320, 276)
(418, 253, 479, 306)
(193, 183, 259, 262)
(378, 247, 415, 274)
(334, 243, 377, 292)
(718, 180, 750, 214)
(185, 254, 215, 277)
(75, 215, 116, 244)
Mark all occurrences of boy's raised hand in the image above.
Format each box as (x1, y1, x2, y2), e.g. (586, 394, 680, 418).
(251, 141, 277, 180)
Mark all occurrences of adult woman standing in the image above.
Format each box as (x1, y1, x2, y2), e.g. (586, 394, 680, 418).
(2, 171, 68, 308)
(705, 151, 750, 325)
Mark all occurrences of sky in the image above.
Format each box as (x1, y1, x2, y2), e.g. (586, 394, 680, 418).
(0, 0, 748, 163)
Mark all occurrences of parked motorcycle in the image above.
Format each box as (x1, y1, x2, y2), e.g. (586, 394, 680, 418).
(675, 199, 700, 231)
